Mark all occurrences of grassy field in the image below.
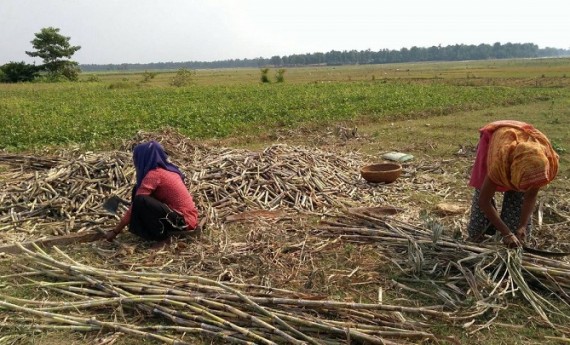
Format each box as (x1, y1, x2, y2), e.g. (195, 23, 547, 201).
(1, 58, 570, 152)
(1, 58, 570, 344)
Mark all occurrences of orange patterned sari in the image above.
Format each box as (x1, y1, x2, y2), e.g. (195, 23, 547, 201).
(484, 120, 558, 191)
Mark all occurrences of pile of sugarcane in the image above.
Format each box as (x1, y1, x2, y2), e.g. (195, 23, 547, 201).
(0, 151, 133, 241)
(0, 132, 410, 243)
(315, 209, 570, 335)
(126, 129, 414, 221)
(0, 243, 459, 345)
(189, 144, 380, 221)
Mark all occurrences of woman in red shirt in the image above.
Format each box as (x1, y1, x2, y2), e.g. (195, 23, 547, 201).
(105, 141, 198, 245)
(467, 120, 558, 248)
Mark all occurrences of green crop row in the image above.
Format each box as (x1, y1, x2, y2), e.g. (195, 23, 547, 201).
(0, 80, 567, 151)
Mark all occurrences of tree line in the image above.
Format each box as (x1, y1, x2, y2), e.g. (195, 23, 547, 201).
(81, 42, 569, 72)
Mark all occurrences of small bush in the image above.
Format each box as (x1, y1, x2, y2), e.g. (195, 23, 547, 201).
(260, 68, 270, 83)
(60, 62, 81, 81)
(0, 61, 40, 83)
(275, 69, 286, 83)
(141, 70, 157, 83)
(37, 61, 81, 82)
(85, 74, 100, 82)
(170, 68, 194, 87)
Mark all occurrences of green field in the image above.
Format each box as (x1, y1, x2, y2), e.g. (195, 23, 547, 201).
(2, 58, 570, 152)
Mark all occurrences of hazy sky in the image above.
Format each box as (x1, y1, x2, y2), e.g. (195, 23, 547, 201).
(1, 0, 568, 65)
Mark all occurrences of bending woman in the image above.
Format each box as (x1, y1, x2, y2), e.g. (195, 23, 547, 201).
(467, 120, 558, 248)
(106, 141, 199, 245)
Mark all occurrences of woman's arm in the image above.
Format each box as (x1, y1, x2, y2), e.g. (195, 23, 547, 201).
(105, 213, 130, 241)
(106, 171, 161, 242)
(479, 176, 521, 248)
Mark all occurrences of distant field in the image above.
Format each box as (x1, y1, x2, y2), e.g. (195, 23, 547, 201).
(83, 57, 570, 84)
(1, 58, 570, 151)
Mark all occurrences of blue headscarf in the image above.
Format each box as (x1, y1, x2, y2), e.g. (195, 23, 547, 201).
(132, 141, 185, 191)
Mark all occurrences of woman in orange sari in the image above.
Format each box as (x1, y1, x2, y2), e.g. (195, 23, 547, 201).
(467, 120, 559, 248)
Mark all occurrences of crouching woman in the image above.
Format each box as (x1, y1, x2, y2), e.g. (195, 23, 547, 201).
(467, 120, 558, 248)
(105, 141, 198, 246)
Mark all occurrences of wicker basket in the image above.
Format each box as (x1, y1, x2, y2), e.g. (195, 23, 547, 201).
(360, 163, 402, 183)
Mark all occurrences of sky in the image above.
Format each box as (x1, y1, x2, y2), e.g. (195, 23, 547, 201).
(1, 0, 568, 65)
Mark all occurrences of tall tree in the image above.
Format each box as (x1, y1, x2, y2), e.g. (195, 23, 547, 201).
(25, 27, 81, 80)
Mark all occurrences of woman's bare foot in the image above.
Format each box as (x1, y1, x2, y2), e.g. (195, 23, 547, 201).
(150, 236, 172, 250)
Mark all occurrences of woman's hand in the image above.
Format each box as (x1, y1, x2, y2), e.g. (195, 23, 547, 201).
(105, 230, 119, 242)
(502, 233, 522, 248)
(515, 227, 527, 244)
(106, 216, 129, 242)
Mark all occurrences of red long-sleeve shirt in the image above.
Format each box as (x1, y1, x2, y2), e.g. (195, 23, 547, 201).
(122, 168, 198, 229)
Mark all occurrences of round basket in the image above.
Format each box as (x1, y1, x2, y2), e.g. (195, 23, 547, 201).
(360, 163, 402, 183)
